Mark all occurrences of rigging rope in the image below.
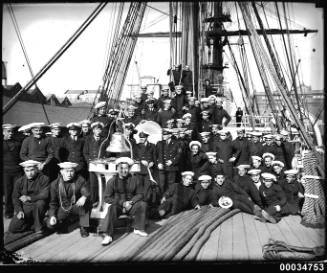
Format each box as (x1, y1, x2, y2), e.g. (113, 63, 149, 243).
(7, 4, 51, 124)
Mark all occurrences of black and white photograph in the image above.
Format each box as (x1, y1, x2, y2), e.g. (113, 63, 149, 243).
(1, 1, 325, 267)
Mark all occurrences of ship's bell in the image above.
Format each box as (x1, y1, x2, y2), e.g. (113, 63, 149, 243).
(106, 132, 130, 153)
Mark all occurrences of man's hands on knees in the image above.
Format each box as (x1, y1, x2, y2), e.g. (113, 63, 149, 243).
(76, 196, 87, 207)
(123, 201, 133, 212)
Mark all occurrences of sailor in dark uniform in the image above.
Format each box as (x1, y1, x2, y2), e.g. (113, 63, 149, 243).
(47, 162, 91, 237)
(156, 129, 182, 194)
(211, 171, 261, 216)
(271, 160, 286, 183)
(212, 98, 231, 127)
(8, 160, 50, 234)
(121, 122, 137, 159)
(144, 98, 158, 121)
(187, 141, 209, 180)
(182, 113, 198, 140)
(170, 84, 188, 118)
(248, 131, 263, 157)
(3, 123, 23, 218)
(124, 105, 141, 126)
(158, 171, 199, 218)
(214, 130, 236, 179)
(157, 87, 170, 110)
(79, 119, 92, 140)
(166, 119, 175, 130)
(132, 92, 146, 118)
(199, 131, 214, 153)
(62, 122, 87, 179)
(156, 99, 175, 127)
(20, 122, 54, 178)
(251, 155, 264, 172)
(279, 169, 304, 215)
(145, 89, 159, 110)
(280, 129, 295, 169)
(261, 134, 276, 155)
(185, 96, 201, 130)
(47, 122, 65, 181)
(101, 157, 148, 245)
(90, 101, 112, 138)
(273, 134, 288, 165)
(193, 175, 215, 207)
(199, 111, 213, 133)
(261, 153, 275, 174)
(83, 121, 109, 205)
(232, 128, 251, 165)
(210, 124, 222, 144)
(258, 172, 288, 223)
(204, 152, 224, 178)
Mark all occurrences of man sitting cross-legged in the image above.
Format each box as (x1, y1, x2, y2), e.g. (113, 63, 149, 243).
(47, 162, 91, 238)
(101, 157, 148, 246)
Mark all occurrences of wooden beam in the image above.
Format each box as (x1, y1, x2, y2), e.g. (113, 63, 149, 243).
(129, 28, 317, 38)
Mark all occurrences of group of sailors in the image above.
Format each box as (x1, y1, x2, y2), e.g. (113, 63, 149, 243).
(3, 83, 306, 246)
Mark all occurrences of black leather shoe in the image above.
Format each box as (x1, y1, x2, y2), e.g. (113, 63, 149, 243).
(80, 227, 89, 238)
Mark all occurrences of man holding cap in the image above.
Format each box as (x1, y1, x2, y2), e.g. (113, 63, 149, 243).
(8, 160, 50, 234)
(47, 162, 91, 237)
(20, 122, 54, 178)
(101, 157, 147, 245)
(3, 123, 23, 218)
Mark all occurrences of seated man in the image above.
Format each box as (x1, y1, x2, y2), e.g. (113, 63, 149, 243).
(258, 172, 288, 223)
(47, 162, 91, 238)
(194, 175, 215, 207)
(8, 160, 50, 234)
(158, 171, 199, 218)
(211, 170, 262, 217)
(101, 157, 148, 246)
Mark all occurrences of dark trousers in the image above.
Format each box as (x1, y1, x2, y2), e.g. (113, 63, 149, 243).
(222, 163, 233, 179)
(47, 204, 90, 229)
(158, 170, 177, 194)
(3, 169, 22, 215)
(47, 158, 60, 182)
(232, 195, 255, 214)
(8, 200, 47, 233)
(88, 172, 99, 204)
(100, 201, 147, 236)
(264, 204, 288, 222)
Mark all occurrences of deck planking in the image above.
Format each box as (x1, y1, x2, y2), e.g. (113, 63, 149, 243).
(232, 213, 249, 260)
(16, 212, 325, 262)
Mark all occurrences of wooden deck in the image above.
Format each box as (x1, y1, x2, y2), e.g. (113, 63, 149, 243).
(14, 212, 324, 262)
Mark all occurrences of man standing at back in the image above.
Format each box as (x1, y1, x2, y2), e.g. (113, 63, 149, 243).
(212, 98, 231, 127)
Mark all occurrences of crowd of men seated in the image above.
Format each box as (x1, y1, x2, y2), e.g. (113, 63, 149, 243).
(3, 83, 306, 246)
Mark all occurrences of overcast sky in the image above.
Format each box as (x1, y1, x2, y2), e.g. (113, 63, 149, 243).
(2, 2, 324, 107)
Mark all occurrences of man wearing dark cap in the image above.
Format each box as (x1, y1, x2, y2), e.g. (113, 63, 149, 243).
(20, 123, 54, 178)
(83, 122, 109, 205)
(62, 123, 87, 180)
(3, 123, 23, 218)
(156, 129, 182, 194)
(91, 101, 112, 138)
(232, 128, 251, 166)
(144, 99, 158, 121)
(8, 160, 50, 234)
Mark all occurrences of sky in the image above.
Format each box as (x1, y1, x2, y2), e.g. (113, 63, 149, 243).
(2, 2, 324, 107)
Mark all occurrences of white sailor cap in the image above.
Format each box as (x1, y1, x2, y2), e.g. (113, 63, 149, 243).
(127, 104, 137, 110)
(50, 122, 62, 129)
(18, 123, 33, 132)
(210, 124, 220, 128)
(182, 113, 192, 119)
(30, 122, 46, 129)
(236, 127, 245, 133)
(189, 140, 202, 149)
(251, 131, 262, 137)
(185, 90, 192, 95)
(248, 169, 262, 175)
(280, 129, 289, 136)
(201, 110, 210, 116)
(181, 171, 195, 177)
(91, 121, 105, 129)
(176, 118, 184, 123)
(3, 123, 17, 130)
(67, 122, 81, 129)
(94, 101, 106, 109)
(162, 128, 173, 135)
(274, 134, 283, 141)
(187, 96, 196, 101)
(184, 129, 193, 135)
(19, 160, 41, 168)
(262, 153, 275, 160)
(272, 160, 285, 168)
(166, 119, 175, 124)
(218, 129, 228, 135)
(200, 97, 210, 103)
(198, 175, 212, 181)
(175, 85, 183, 89)
(115, 157, 134, 166)
(80, 119, 91, 126)
(163, 99, 171, 104)
(58, 162, 79, 169)
(261, 172, 277, 181)
(251, 155, 262, 161)
(284, 169, 298, 176)
(236, 164, 251, 169)
(263, 134, 274, 139)
(200, 131, 211, 137)
(206, 152, 217, 158)
(170, 128, 180, 135)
